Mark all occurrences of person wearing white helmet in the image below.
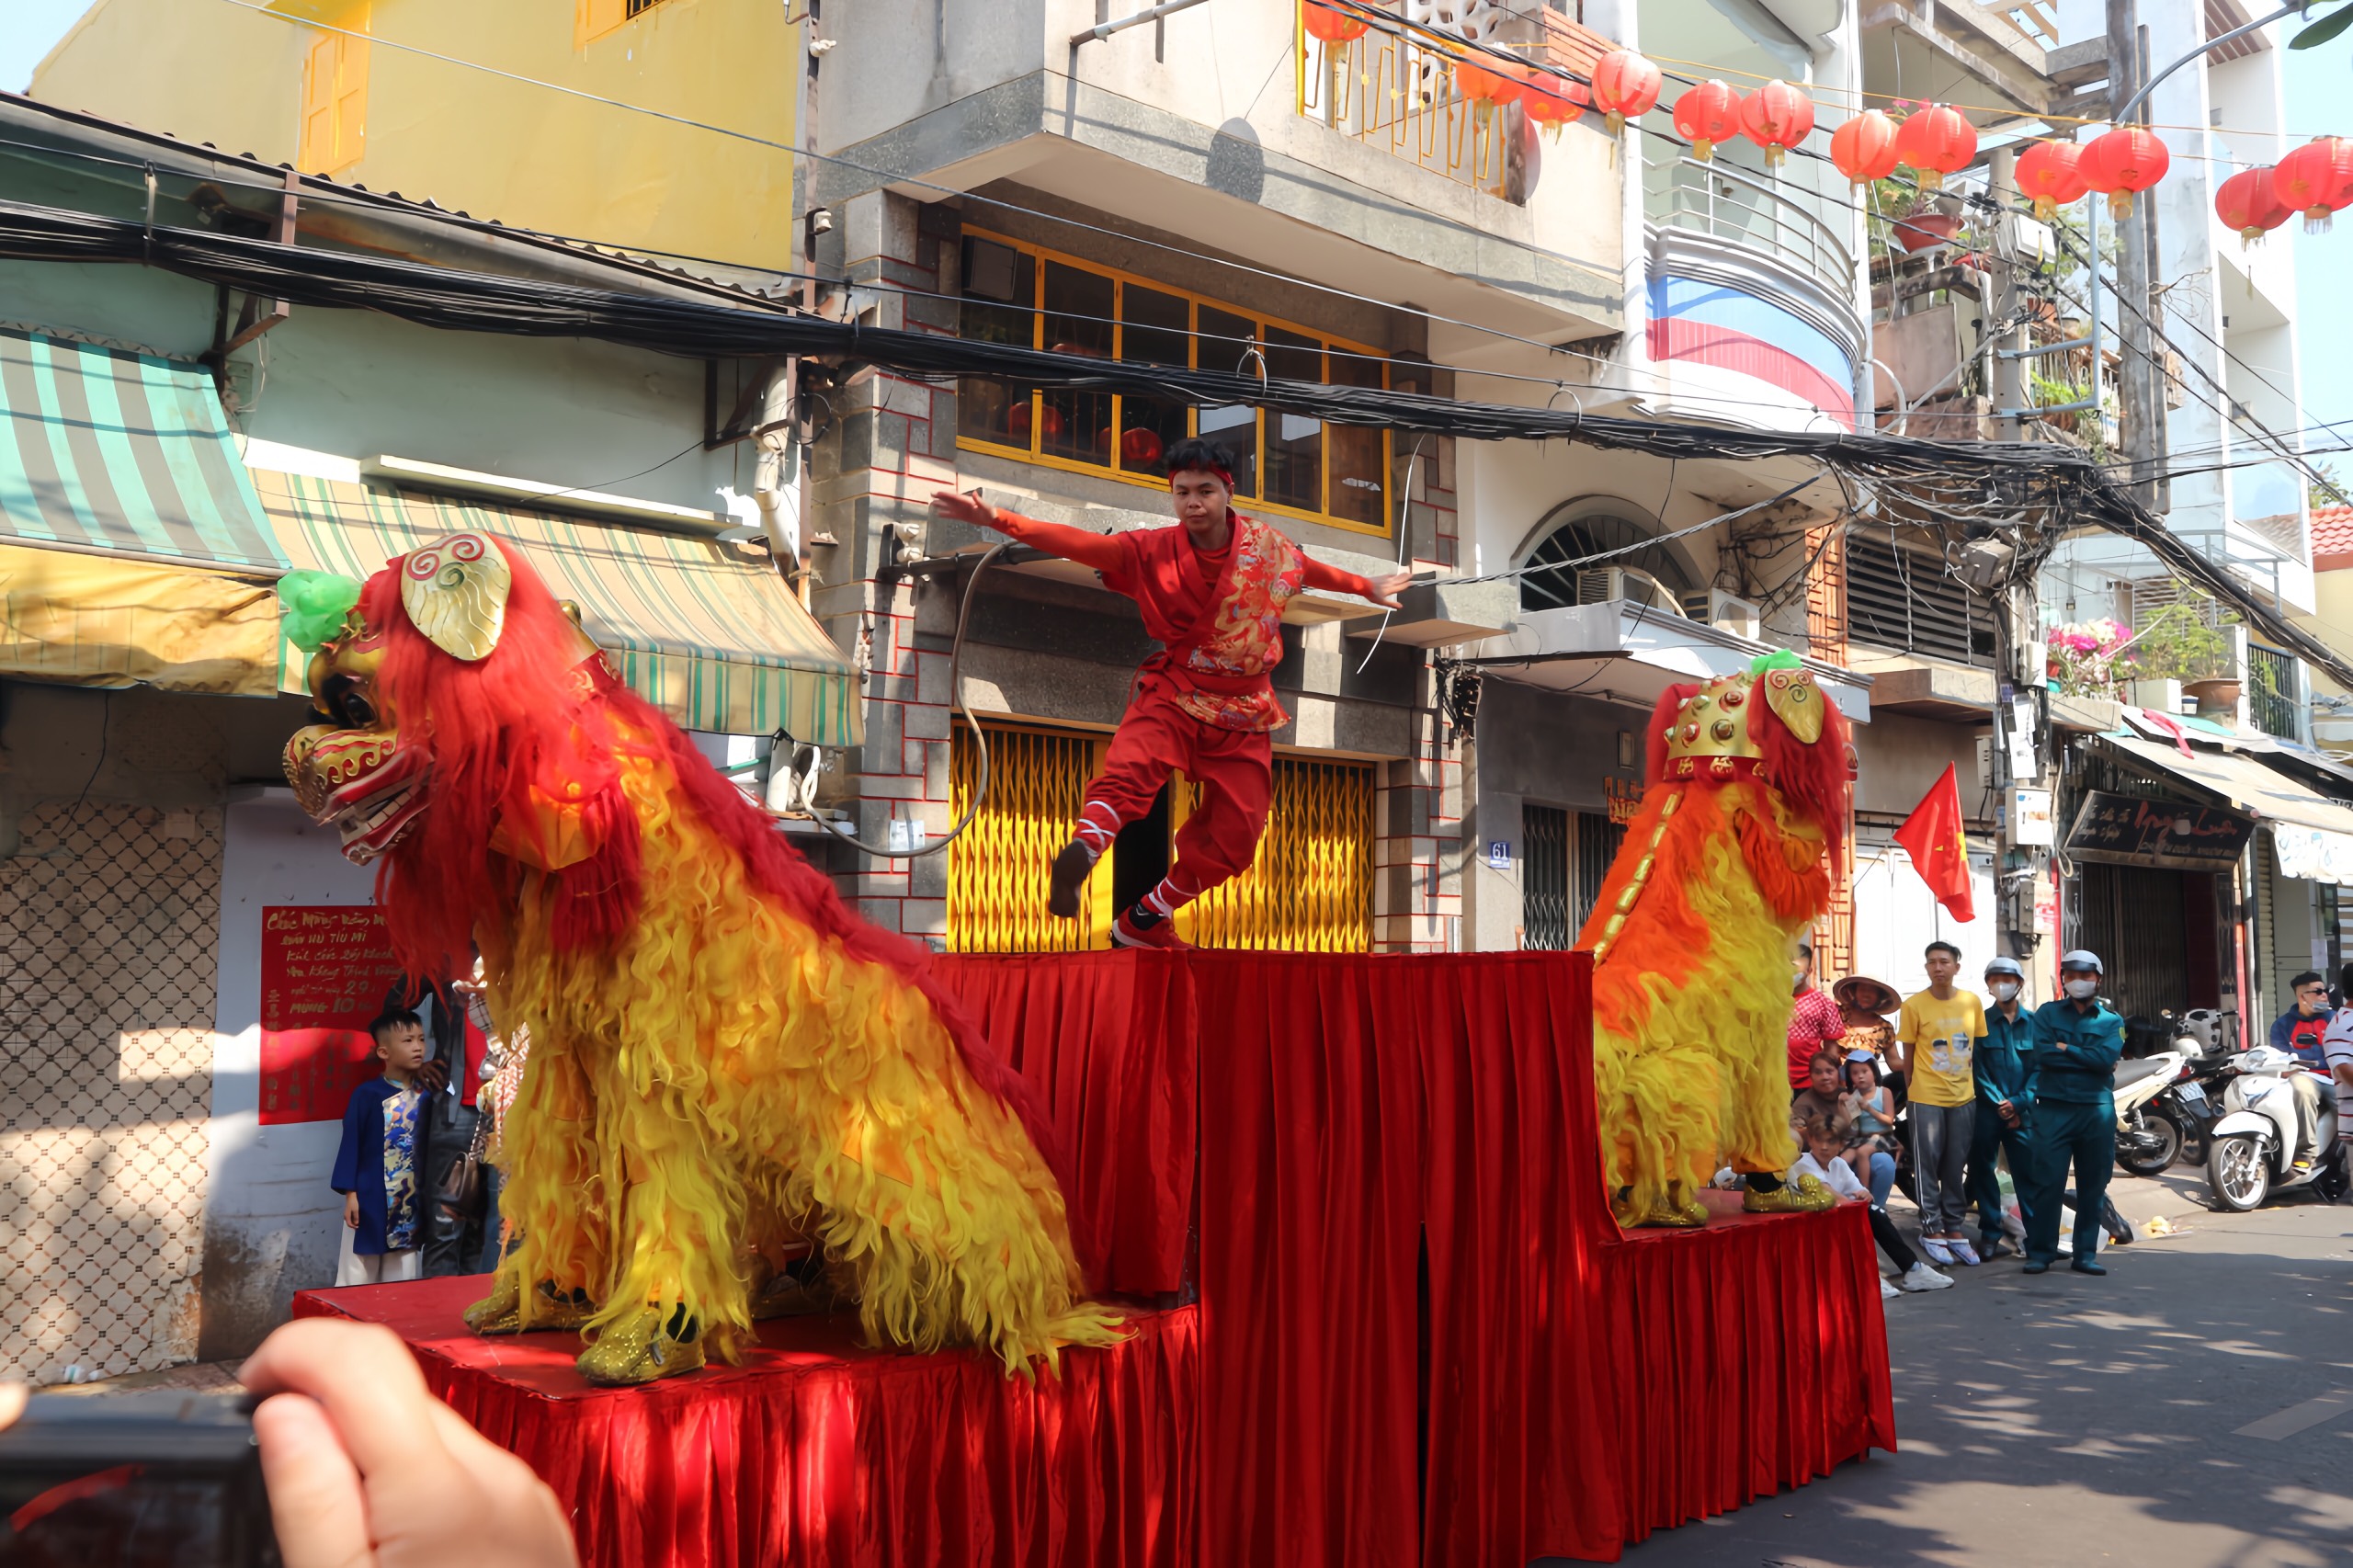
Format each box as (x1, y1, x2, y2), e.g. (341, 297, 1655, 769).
(1966, 955, 2036, 1260)
(2021, 950, 2125, 1276)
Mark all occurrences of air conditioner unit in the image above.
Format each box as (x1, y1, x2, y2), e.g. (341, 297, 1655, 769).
(1677, 589, 1762, 641)
(1575, 566, 1682, 614)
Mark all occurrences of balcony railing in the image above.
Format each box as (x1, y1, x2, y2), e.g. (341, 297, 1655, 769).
(1293, 1, 1607, 204)
(1644, 155, 1856, 298)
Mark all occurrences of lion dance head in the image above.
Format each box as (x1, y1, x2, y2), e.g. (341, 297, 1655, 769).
(280, 534, 1114, 1382)
(1576, 651, 1857, 1227)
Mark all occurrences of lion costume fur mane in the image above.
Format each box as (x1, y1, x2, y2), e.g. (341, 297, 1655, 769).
(1574, 655, 1855, 1223)
(346, 540, 1115, 1374)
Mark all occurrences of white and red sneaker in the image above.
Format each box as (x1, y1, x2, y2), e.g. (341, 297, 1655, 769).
(1112, 908, 1193, 950)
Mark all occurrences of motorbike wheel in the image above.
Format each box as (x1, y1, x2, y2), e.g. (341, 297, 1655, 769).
(2117, 1109, 2184, 1178)
(2207, 1134, 2271, 1212)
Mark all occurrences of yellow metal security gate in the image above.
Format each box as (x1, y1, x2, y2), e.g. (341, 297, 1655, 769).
(947, 721, 1376, 954)
(947, 721, 1111, 953)
(1177, 756, 1375, 952)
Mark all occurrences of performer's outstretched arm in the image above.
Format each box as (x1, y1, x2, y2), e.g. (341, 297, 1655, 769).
(1302, 555, 1408, 608)
(931, 493, 1131, 574)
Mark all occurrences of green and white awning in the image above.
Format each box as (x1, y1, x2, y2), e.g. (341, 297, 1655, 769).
(255, 470, 861, 745)
(0, 329, 283, 571)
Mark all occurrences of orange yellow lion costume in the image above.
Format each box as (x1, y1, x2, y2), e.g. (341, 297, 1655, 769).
(1574, 651, 1856, 1227)
(279, 533, 1116, 1383)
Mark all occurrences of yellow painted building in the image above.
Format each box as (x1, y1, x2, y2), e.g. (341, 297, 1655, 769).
(32, 0, 796, 267)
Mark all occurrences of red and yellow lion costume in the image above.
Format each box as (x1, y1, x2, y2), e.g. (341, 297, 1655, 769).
(280, 533, 1115, 1382)
(1574, 652, 1855, 1227)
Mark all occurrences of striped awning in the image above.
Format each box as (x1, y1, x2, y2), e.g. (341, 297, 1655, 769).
(254, 471, 860, 744)
(0, 329, 284, 572)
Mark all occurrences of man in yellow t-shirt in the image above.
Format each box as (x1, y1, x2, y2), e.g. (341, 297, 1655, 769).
(1897, 940, 1988, 1267)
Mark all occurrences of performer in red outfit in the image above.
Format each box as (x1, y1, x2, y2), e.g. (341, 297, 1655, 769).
(932, 438, 1408, 949)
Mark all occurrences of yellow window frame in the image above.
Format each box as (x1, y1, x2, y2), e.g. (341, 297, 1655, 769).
(296, 7, 370, 176)
(578, 0, 675, 47)
(954, 226, 1395, 541)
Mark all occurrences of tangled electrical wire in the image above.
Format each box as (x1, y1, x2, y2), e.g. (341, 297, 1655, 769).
(6, 192, 2347, 688)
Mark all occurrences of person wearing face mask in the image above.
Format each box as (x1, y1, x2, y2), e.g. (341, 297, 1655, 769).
(1786, 940, 1847, 1091)
(1965, 956, 2037, 1261)
(2020, 950, 2125, 1276)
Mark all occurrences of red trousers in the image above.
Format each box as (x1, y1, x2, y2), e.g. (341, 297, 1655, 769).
(1082, 687, 1273, 901)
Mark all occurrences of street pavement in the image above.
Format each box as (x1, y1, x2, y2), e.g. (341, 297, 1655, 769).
(1610, 1165, 2353, 1567)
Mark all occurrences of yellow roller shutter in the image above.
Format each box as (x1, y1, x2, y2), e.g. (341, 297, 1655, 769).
(947, 720, 1114, 953)
(1176, 756, 1374, 952)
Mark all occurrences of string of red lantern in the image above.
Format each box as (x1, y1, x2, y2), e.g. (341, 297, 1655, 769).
(1672, 79, 1743, 163)
(1739, 79, 1814, 168)
(1590, 49, 1662, 138)
(1830, 109, 1899, 187)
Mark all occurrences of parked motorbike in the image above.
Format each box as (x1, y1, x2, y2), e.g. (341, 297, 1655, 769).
(2115, 1048, 2195, 1177)
(2204, 1045, 2350, 1211)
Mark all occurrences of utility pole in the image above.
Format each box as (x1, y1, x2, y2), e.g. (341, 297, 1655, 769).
(2107, 0, 2164, 511)
(1990, 144, 2028, 444)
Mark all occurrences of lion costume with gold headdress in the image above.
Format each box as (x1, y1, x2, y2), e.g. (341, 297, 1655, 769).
(1576, 651, 1856, 1227)
(279, 533, 1116, 1383)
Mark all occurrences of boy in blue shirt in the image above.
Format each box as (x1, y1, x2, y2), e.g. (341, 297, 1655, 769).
(2021, 950, 2125, 1276)
(331, 1009, 430, 1287)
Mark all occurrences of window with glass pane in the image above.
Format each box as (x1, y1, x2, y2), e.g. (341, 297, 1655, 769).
(958, 237, 1036, 446)
(1119, 284, 1190, 480)
(1040, 262, 1114, 466)
(1261, 327, 1324, 514)
(1325, 347, 1387, 528)
(1195, 306, 1261, 499)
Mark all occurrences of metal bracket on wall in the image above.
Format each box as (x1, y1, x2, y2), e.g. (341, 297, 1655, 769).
(220, 171, 300, 356)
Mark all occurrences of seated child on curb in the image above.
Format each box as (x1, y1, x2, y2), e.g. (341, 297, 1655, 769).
(1790, 1115, 1869, 1203)
(1842, 1053, 1899, 1185)
(330, 1009, 430, 1287)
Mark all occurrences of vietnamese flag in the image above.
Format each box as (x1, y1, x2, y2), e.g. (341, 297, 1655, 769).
(1895, 762, 1975, 922)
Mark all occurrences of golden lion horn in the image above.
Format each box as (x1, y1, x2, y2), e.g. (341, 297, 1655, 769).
(399, 531, 511, 662)
(1763, 667, 1824, 744)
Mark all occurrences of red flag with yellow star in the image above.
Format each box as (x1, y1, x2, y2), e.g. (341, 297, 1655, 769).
(1894, 762, 1975, 922)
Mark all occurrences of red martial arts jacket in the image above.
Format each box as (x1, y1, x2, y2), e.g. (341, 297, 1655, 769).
(982, 506, 1379, 733)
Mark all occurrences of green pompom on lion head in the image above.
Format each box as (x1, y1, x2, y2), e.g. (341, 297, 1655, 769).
(1749, 647, 1805, 679)
(278, 570, 364, 652)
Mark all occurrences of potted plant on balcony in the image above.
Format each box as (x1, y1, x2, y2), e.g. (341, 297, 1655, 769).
(2121, 594, 2238, 717)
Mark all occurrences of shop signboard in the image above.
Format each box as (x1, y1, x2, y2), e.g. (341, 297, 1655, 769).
(2271, 823, 2353, 884)
(258, 905, 408, 1125)
(2063, 790, 2253, 870)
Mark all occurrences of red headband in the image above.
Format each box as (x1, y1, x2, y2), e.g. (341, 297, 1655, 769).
(1172, 462, 1234, 488)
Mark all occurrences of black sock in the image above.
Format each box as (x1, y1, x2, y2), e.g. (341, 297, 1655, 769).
(1745, 1172, 1783, 1193)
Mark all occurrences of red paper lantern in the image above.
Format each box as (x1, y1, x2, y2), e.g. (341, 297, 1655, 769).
(1893, 103, 1976, 191)
(1829, 109, 1900, 188)
(1006, 403, 1064, 443)
(2012, 139, 2086, 221)
(2271, 136, 2353, 233)
(2080, 124, 2169, 220)
(1738, 79, 1814, 169)
(1302, 0, 1368, 44)
(1120, 426, 1165, 469)
(1518, 68, 1586, 137)
(1456, 55, 1523, 108)
(1672, 80, 1743, 164)
(1589, 49, 1662, 137)
(2215, 166, 2292, 247)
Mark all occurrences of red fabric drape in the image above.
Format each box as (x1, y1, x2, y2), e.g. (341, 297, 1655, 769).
(294, 1278, 1198, 1568)
(931, 952, 1198, 1296)
(301, 950, 1892, 1568)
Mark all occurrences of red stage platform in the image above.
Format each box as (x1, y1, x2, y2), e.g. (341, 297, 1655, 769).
(296, 950, 1894, 1567)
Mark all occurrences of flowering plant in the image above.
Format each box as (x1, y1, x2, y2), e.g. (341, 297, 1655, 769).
(2045, 619, 2131, 696)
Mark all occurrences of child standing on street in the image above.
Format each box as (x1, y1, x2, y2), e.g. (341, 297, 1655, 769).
(1897, 941, 1987, 1267)
(330, 1009, 429, 1287)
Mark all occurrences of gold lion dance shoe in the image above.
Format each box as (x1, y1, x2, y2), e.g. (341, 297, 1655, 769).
(463, 1276, 597, 1337)
(576, 1304, 707, 1386)
(1741, 1174, 1838, 1214)
(1611, 1181, 1712, 1229)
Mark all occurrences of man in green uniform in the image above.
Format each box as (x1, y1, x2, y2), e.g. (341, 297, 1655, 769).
(2022, 949, 2124, 1276)
(1968, 955, 2037, 1261)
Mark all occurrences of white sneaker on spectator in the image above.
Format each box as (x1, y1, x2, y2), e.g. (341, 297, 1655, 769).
(1881, 1277, 1901, 1300)
(1898, 1262, 1954, 1291)
(1949, 1237, 1981, 1266)
(1921, 1236, 1955, 1266)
